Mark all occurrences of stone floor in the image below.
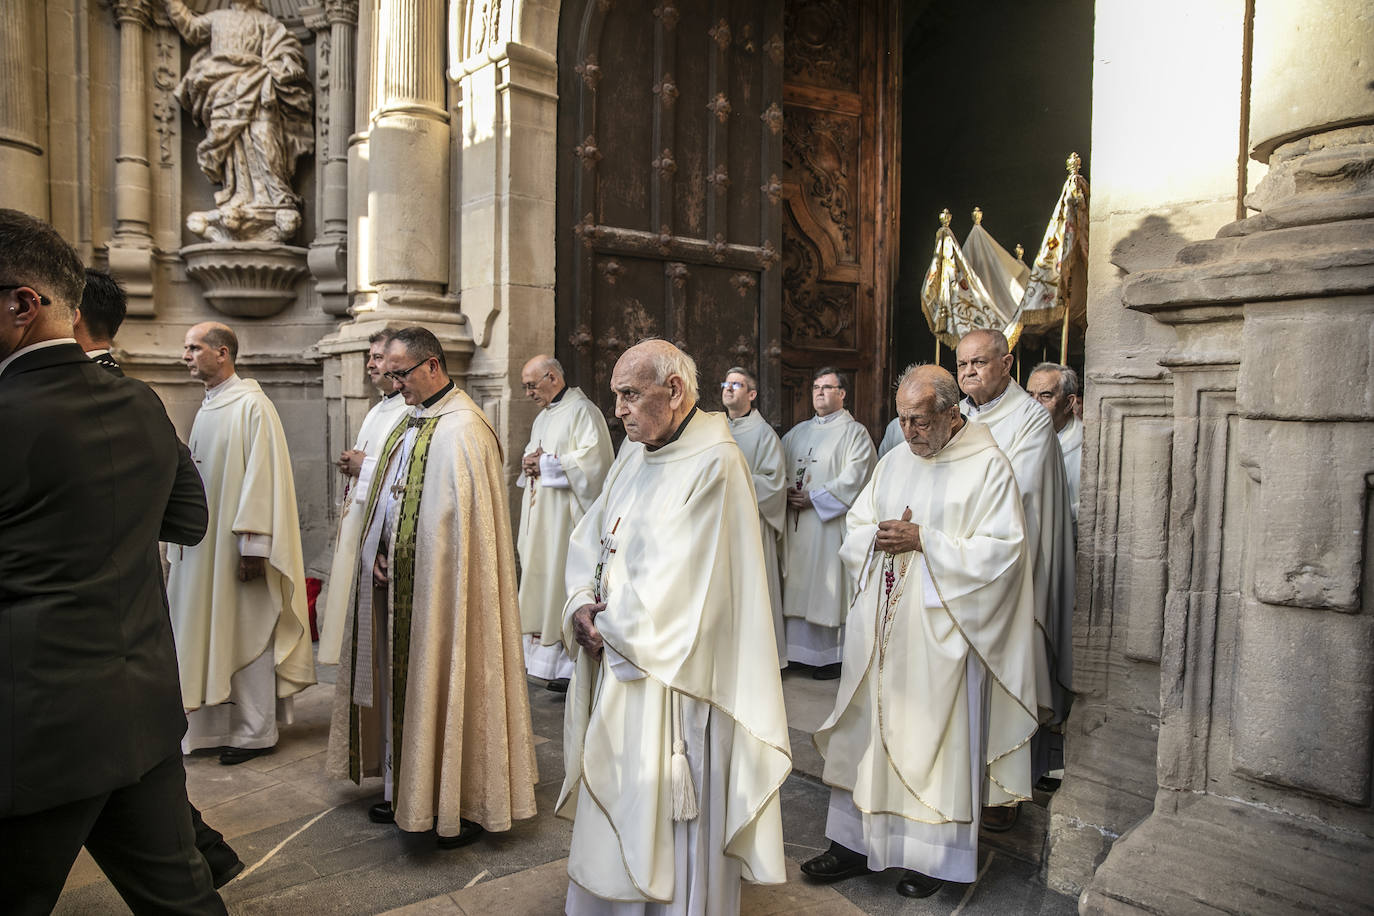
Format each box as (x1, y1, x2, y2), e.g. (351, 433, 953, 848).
(56, 658, 1076, 915)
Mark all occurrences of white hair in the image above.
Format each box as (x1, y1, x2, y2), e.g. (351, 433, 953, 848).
(643, 340, 699, 403)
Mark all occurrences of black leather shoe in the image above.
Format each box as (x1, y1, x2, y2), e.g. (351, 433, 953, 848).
(812, 663, 843, 681)
(981, 803, 1020, 833)
(211, 858, 245, 889)
(436, 819, 484, 849)
(367, 802, 395, 824)
(896, 869, 944, 898)
(546, 677, 570, 693)
(800, 842, 874, 882)
(218, 746, 273, 766)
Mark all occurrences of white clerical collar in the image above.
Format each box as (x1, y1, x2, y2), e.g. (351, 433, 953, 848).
(203, 373, 242, 403)
(967, 383, 1011, 415)
(0, 337, 78, 378)
(812, 408, 847, 425)
(85, 348, 111, 359)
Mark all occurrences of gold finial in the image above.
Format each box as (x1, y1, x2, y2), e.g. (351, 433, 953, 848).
(1066, 151, 1081, 176)
(939, 208, 952, 228)
(971, 206, 983, 225)
(1015, 243, 1024, 261)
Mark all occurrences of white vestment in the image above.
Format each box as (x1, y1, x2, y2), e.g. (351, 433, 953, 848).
(877, 417, 903, 459)
(517, 387, 613, 680)
(726, 409, 787, 663)
(318, 392, 408, 665)
(1058, 414, 1083, 526)
(168, 375, 314, 750)
(816, 421, 1039, 881)
(779, 409, 875, 665)
(557, 411, 791, 915)
(963, 381, 1075, 726)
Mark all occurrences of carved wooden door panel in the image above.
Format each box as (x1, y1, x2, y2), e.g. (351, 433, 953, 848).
(780, 0, 896, 436)
(556, 0, 785, 440)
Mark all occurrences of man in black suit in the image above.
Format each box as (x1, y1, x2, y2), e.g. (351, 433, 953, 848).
(0, 209, 227, 914)
(75, 267, 127, 373)
(77, 266, 247, 890)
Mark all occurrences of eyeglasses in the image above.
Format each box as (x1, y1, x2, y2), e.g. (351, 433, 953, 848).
(0, 284, 52, 306)
(522, 371, 553, 392)
(812, 384, 840, 393)
(383, 358, 432, 382)
(720, 381, 748, 391)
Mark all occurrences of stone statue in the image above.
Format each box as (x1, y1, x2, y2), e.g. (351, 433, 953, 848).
(165, 0, 314, 243)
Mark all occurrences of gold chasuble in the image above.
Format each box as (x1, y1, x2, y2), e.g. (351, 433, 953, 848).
(556, 411, 791, 907)
(326, 387, 538, 836)
(168, 377, 314, 709)
(516, 386, 614, 645)
(816, 421, 1041, 827)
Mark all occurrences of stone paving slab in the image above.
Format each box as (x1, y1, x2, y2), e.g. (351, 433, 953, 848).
(55, 661, 1077, 915)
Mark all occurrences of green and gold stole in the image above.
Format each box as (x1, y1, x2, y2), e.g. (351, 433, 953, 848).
(349, 413, 440, 786)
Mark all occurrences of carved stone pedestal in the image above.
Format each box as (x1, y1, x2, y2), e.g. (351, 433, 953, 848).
(181, 243, 309, 317)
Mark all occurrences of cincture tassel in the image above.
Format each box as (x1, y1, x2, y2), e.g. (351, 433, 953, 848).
(670, 691, 698, 822)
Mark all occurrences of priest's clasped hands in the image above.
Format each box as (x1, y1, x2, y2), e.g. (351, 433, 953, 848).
(571, 601, 607, 657)
(874, 507, 922, 555)
(522, 446, 544, 479)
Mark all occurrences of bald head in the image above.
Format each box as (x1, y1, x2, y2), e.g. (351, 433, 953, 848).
(183, 321, 238, 389)
(894, 364, 964, 458)
(522, 353, 566, 407)
(611, 340, 698, 446)
(956, 328, 1014, 406)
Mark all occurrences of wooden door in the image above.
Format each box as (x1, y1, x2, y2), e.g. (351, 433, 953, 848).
(780, 0, 897, 436)
(556, 0, 785, 439)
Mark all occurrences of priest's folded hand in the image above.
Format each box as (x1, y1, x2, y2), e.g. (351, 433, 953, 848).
(238, 556, 266, 582)
(522, 447, 543, 478)
(372, 552, 389, 586)
(786, 488, 814, 510)
(572, 602, 606, 657)
(337, 449, 365, 477)
(875, 508, 921, 555)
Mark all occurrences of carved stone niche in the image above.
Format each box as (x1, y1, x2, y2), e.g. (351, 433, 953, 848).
(181, 243, 310, 317)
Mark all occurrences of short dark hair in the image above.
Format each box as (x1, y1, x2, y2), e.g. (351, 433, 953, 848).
(725, 365, 757, 390)
(368, 328, 395, 346)
(813, 365, 848, 393)
(202, 325, 239, 362)
(0, 208, 85, 315)
(391, 326, 448, 374)
(80, 269, 128, 341)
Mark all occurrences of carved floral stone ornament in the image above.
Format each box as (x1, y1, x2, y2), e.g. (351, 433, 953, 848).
(165, 0, 314, 316)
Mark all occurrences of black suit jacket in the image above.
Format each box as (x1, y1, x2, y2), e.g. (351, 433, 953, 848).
(0, 343, 208, 816)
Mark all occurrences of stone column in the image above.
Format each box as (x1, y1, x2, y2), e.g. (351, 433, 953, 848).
(1077, 1, 1374, 912)
(304, 0, 357, 315)
(107, 0, 156, 314)
(0, 2, 47, 218)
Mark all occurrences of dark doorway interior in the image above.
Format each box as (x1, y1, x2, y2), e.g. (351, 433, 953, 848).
(893, 0, 1094, 398)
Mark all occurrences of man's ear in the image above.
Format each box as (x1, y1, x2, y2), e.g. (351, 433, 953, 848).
(72, 307, 84, 331)
(667, 374, 685, 406)
(748, 387, 757, 404)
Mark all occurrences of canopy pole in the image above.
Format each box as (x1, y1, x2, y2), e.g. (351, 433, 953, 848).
(1060, 307, 1071, 364)
(935, 338, 940, 365)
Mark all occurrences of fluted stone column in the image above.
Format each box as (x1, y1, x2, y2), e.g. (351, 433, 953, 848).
(107, 0, 157, 314)
(0, 2, 47, 218)
(1074, 2, 1374, 912)
(304, 0, 357, 315)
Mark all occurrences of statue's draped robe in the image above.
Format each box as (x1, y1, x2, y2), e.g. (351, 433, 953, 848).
(169, 6, 313, 211)
(168, 375, 314, 750)
(816, 421, 1039, 881)
(326, 387, 538, 837)
(726, 409, 788, 663)
(1058, 414, 1083, 527)
(962, 382, 1076, 732)
(779, 410, 875, 665)
(516, 387, 613, 680)
(557, 411, 791, 915)
(877, 417, 903, 459)
(318, 392, 408, 665)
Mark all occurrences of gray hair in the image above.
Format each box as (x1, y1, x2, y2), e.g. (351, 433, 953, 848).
(540, 355, 566, 379)
(896, 363, 960, 412)
(643, 340, 699, 402)
(724, 365, 757, 390)
(1030, 361, 1079, 398)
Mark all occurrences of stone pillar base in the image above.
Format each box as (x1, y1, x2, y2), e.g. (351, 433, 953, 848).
(1081, 791, 1373, 914)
